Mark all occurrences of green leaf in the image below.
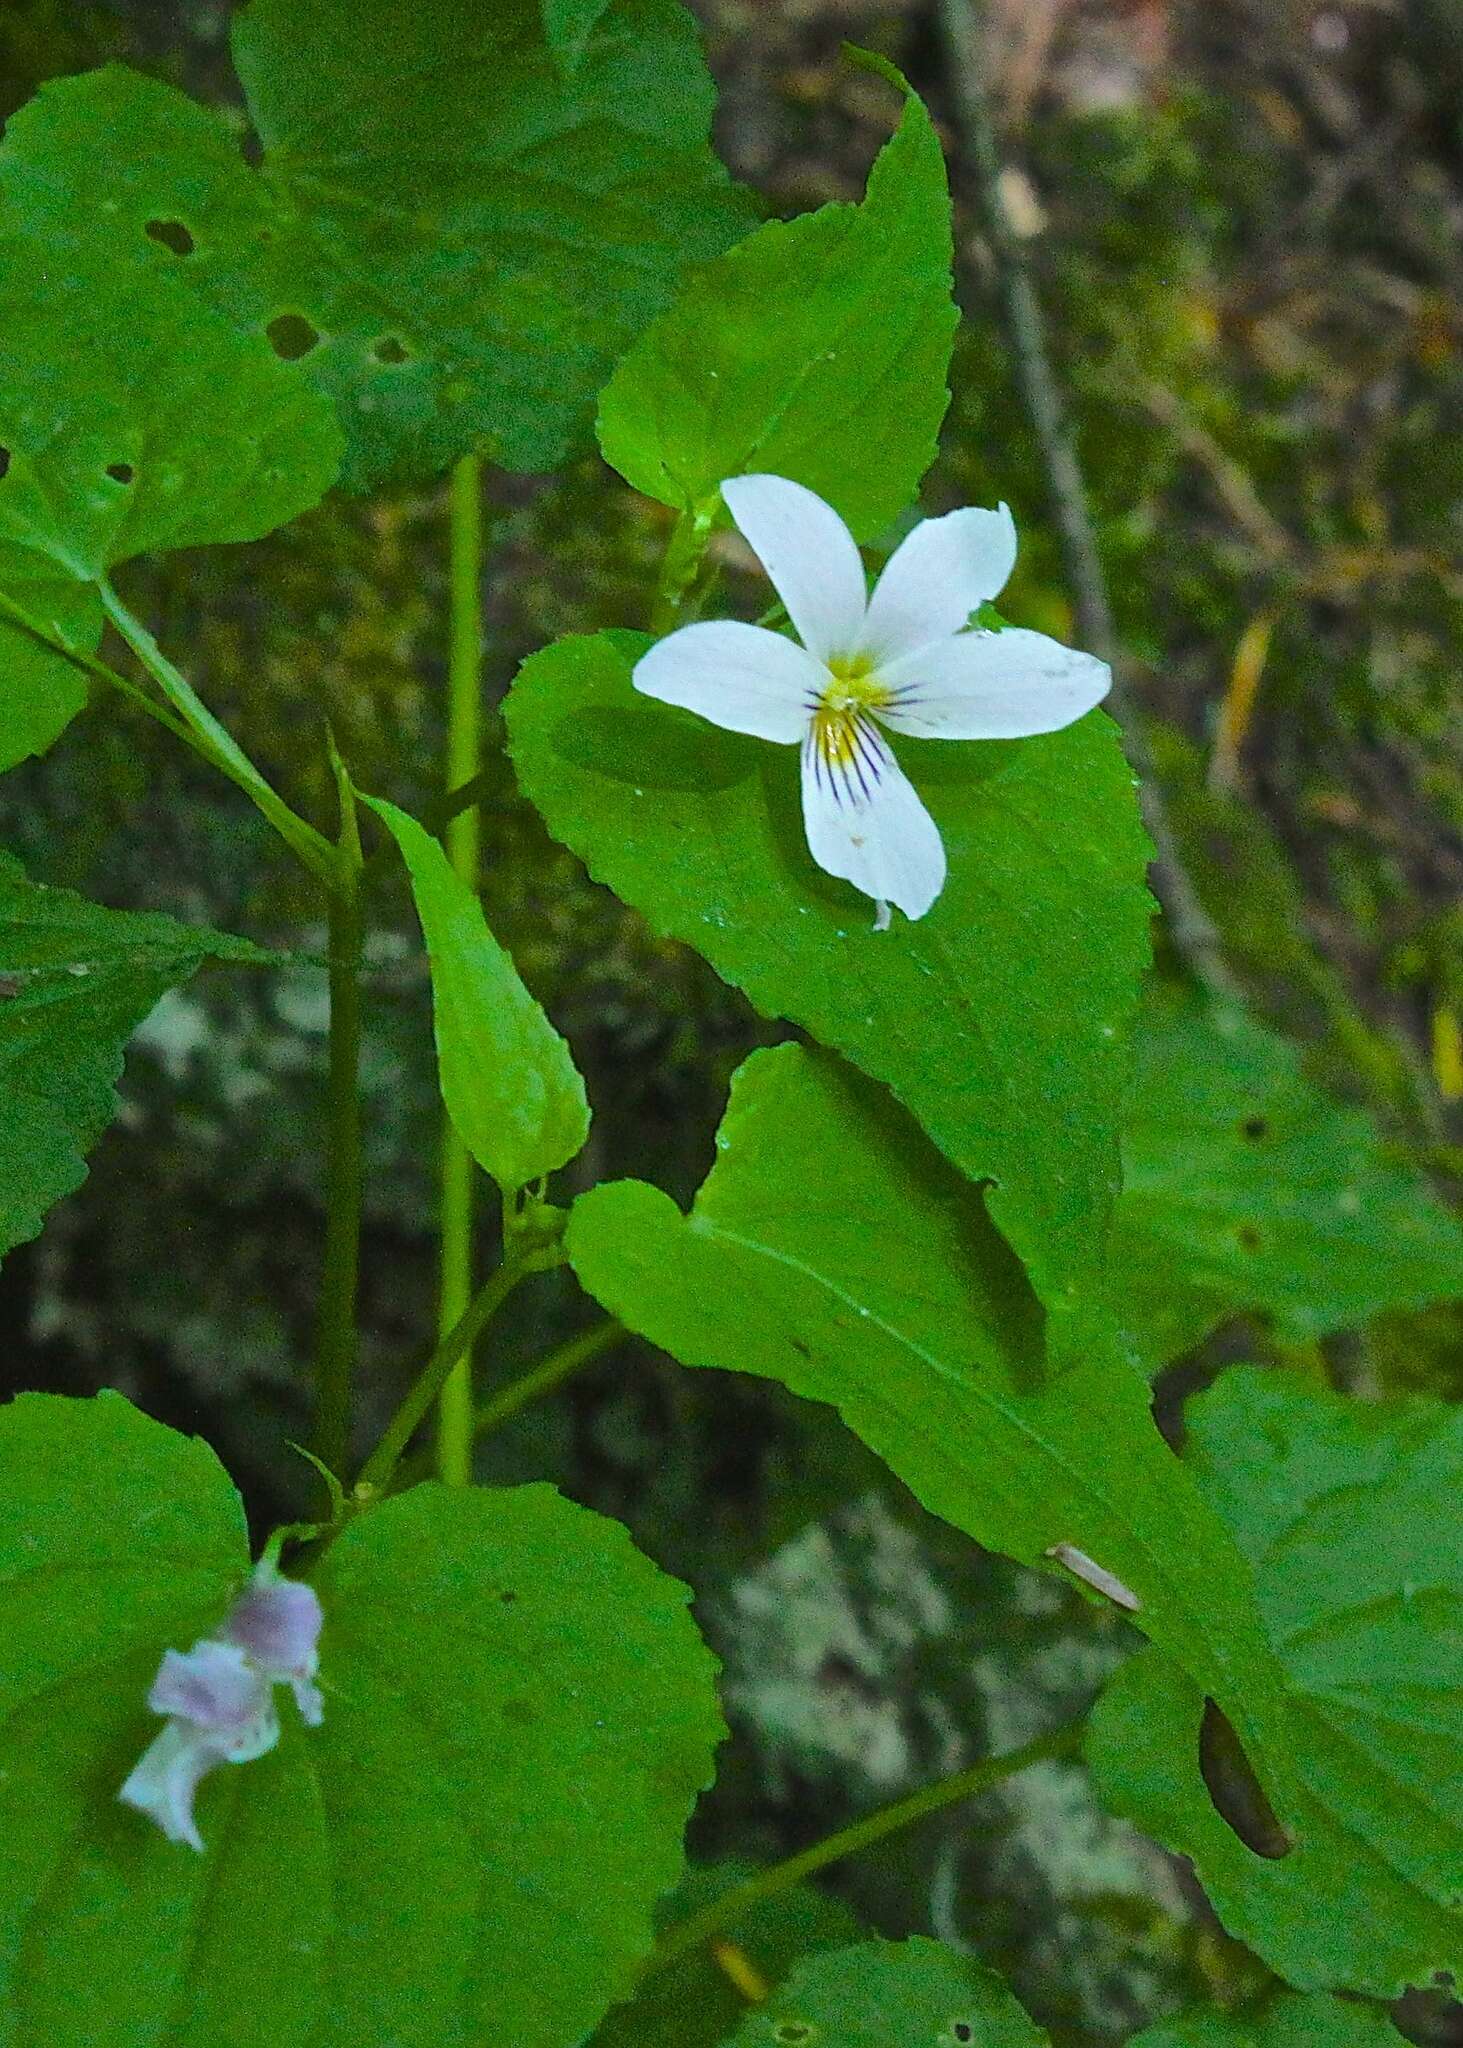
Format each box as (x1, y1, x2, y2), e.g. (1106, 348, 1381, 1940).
(314, 1480, 726, 2048)
(0, 1392, 724, 2048)
(0, 4, 752, 492)
(716, 1939, 1049, 2048)
(0, 223, 342, 767)
(1113, 991, 1463, 1367)
(568, 1043, 1299, 1825)
(507, 631, 1152, 1345)
(365, 795, 589, 1194)
(0, 854, 272, 1262)
(0, 1390, 328, 2048)
(542, 0, 617, 70)
(597, 87, 955, 540)
(1088, 1367, 1463, 1996)
(1129, 1990, 1405, 2048)
(0, 577, 98, 774)
(593, 1862, 862, 2048)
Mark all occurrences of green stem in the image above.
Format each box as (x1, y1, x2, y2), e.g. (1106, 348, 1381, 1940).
(649, 504, 715, 636)
(475, 1317, 622, 1440)
(313, 778, 365, 1477)
(392, 1316, 622, 1489)
(643, 1719, 1087, 1979)
(98, 580, 336, 883)
(0, 587, 195, 746)
(358, 1254, 547, 1496)
(438, 453, 485, 1485)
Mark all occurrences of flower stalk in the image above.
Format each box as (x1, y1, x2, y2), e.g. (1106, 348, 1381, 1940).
(437, 453, 485, 1485)
(312, 754, 366, 1477)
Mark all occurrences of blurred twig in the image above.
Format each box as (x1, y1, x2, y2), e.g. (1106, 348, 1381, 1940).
(937, 0, 1244, 1005)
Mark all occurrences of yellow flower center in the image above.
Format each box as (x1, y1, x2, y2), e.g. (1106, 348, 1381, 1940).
(813, 655, 890, 768)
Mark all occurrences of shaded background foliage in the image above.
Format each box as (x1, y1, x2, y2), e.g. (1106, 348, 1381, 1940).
(0, 0, 1458, 2040)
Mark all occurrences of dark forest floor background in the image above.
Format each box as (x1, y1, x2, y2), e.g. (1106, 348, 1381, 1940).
(0, 2, 1459, 2040)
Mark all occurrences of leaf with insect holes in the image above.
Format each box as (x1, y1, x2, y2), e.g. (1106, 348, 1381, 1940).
(715, 1940, 1050, 2048)
(0, 853, 273, 1264)
(1112, 990, 1463, 1367)
(365, 795, 590, 1194)
(568, 1042, 1301, 1837)
(594, 1862, 863, 2048)
(0, 224, 341, 770)
(1129, 1990, 1407, 2048)
(598, 85, 955, 540)
(1088, 1368, 1463, 1997)
(0, 0, 752, 492)
(0, 1392, 724, 2048)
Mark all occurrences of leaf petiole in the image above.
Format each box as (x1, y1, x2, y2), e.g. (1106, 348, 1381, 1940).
(355, 1242, 565, 1498)
(0, 586, 194, 747)
(649, 500, 717, 637)
(98, 580, 337, 883)
(643, 1718, 1088, 1979)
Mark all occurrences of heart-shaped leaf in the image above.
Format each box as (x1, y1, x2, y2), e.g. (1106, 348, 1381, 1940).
(598, 86, 955, 540)
(508, 631, 1152, 1351)
(568, 1043, 1299, 1827)
(0, 1393, 724, 2048)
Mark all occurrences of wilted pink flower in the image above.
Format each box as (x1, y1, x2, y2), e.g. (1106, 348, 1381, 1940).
(119, 1566, 323, 1851)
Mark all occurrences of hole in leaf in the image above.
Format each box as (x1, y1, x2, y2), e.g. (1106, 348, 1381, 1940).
(1198, 1697, 1293, 1858)
(500, 1589, 517, 1604)
(145, 218, 195, 257)
(1241, 1116, 1269, 1140)
(372, 334, 410, 364)
(105, 462, 135, 485)
(952, 2026, 974, 2044)
(1236, 1223, 1263, 1253)
(0, 447, 9, 481)
(266, 312, 321, 360)
(774, 2027, 812, 2045)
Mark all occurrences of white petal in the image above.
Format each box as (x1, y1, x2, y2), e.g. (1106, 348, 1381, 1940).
(633, 620, 822, 743)
(876, 627, 1111, 739)
(118, 1721, 218, 1853)
(720, 474, 868, 662)
(860, 503, 1018, 662)
(799, 719, 946, 924)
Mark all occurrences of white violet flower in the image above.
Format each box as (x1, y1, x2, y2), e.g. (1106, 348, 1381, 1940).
(118, 1564, 324, 1852)
(633, 473, 1112, 929)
